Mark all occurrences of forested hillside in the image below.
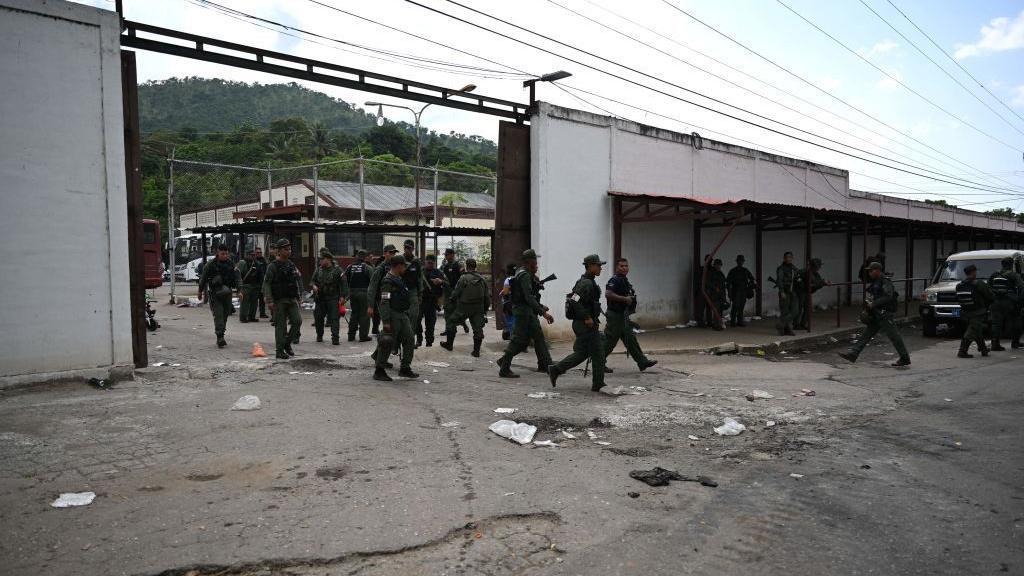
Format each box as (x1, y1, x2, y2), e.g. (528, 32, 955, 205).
(138, 78, 499, 237)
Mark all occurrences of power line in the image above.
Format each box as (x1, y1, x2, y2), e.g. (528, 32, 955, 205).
(655, 0, 1024, 195)
(405, 0, 1022, 195)
(774, 0, 1022, 153)
(544, 0, 1020, 196)
(856, 0, 1024, 137)
(885, 0, 1024, 127)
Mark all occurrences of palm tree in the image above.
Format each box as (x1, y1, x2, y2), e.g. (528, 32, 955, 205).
(307, 122, 333, 161)
(438, 192, 467, 232)
(266, 135, 296, 162)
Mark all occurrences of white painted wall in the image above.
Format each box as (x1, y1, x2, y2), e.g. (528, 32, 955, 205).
(0, 0, 131, 381)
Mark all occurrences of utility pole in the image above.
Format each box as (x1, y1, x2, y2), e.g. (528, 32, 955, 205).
(167, 148, 176, 304)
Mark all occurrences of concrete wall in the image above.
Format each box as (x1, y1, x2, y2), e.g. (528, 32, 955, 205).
(0, 0, 131, 382)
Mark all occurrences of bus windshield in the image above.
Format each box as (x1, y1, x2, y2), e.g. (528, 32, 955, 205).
(933, 258, 1004, 283)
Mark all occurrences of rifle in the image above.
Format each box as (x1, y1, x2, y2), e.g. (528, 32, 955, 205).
(537, 273, 557, 290)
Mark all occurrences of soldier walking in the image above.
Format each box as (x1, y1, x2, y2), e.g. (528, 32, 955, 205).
(496, 249, 554, 378)
(603, 257, 656, 371)
(989, 257, 1022, 350)
(237, 250, 261, 323)
(775, 251, 799, 336)
(344, 249, 374, 342)
(839, 262, 910, 366)
(312, 250, 347, 345)
(440, 258, 488, 356)
(399, 240, 429, 348)
(956, 264, 994, 358)
(440, 247, 471, 336)
(197, 244, 241, 348)
(706, 258, 728, 331)
(369, 250, 384, 335)
(795, 258, 830, 330)
(726, 254, 756, 327)
(373, 254, 419, 382)
(262, 239, 303, 359)
(254, 247, 269, 319)
(368, 244, 400, 368)
(421, 255, 446, 347)
(549, 254, 607, 392)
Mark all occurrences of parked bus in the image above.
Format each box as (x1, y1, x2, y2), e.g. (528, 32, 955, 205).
(143, 219, 163, 289)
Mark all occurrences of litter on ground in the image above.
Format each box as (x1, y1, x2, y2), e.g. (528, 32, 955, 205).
(424, 361, 450, 368)
(527, 392, 561, 399)
(561, 430, 577, 440)
(151, 362, 166, 367)
(533, 440, 559, 447)
(629, 467, 717, 488)
(631, 386, 649, 392)
(789, 473, 805, 479)
(793, 389, 817, 397)
(600, 386, 641, 396)
(230, 395, 261, 411)
(595, 441, 611, 446)
(493, 407, 516, 414)
(440, 421, 461, 428)
(687, 435, 700, 441)
(714, 418, 746, 436)
(766, 420, 777, 427)
(488, 420, 537, 444)
(422, 380, 430, 384)
(87, 378, 112, 389)
(586, 430, 599, 440)
(944, 398, 953, 402)
(746, 389, 774, 401)
(51, 492, 96, 508)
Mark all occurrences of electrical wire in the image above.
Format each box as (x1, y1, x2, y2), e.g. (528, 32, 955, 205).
(404, 0, 1022, 195)
(655, 0, 1024, 195)
(544, 0, 1021, 195)
(774, 0, 1022, 153)
(885, 0, 1024, 127)
(857, 0, 1024, 136)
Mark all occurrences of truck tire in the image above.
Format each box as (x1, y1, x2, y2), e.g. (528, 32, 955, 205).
(922, 317, 937, 337)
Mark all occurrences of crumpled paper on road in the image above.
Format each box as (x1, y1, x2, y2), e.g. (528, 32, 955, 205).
(714, 417, 746, 436)
(51, 492, 96, 508)
(488, 420, 537, 444)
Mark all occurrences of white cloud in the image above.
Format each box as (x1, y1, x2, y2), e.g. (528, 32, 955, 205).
(954, 10, 1024, 59)
(1012, 85, 1024, 108)
(857, 40, 899, 59)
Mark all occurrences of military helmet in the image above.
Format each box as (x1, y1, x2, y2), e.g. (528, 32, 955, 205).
(389, 254, 408, 267)
(383, 244, 398, 253)
(865, 261, 882, 271)
(522, 249, 540, 261)
(356, 249, 367, 257)
(582, 254, 606, 266)
(275, 238, 291, 249)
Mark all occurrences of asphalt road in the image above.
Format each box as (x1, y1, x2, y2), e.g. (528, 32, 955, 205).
(0, 305, 1021, 576)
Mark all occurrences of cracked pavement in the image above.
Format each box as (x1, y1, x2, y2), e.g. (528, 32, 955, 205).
(1, 297, 1022, 575)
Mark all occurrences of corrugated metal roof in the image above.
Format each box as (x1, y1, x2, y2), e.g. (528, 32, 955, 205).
(306, 180, 495, 212)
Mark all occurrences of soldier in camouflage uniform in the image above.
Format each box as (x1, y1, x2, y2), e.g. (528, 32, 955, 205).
(839, 262, 910, 366)
(795, 258, 830, 330)
(262, 239, 303, 359)
(440, 258, 488, 357)
(237, 250, 261, 323)
(368, 244, 400, 369)
(344, 249, 374, 342)
(549, 254, 607, 392)
(312, 249, 347, 345)
(988, 257, 1022, 350)
(956, 264, 994, 358)
(496, 249, 554, 378)
(603, 257, 656, 372)
(726, 254, 756, 327)
(198, 244, 241, 348)
(705, 258, 728, 331)
(440, 248, 470, 337)
(373, 254, 419, 382)
(775, 251, 799, 336)
(399, 240, 429, 348)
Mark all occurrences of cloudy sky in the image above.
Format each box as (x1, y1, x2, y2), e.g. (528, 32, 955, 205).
(77, 0, 1024, 211)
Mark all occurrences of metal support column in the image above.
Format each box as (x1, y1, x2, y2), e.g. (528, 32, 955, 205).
(754, 210, 763, 317)
(168, 149, 176, 304)
(433, 167, 439, 257)
(312, 165, 319, 256)
(905, 222, 913, 317)
(692, 218, 702, 322)
(844, 220, 853, 306)
(612, 197, 622, 263)
(805, 211, 813, 332)
(358, 157, 366, 222)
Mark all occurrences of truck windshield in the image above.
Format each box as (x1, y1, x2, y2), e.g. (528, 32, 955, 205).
(933, 259, 1004, 283)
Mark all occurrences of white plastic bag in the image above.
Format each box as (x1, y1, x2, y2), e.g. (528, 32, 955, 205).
(231, 395, 261, 411)
(51, 492, 96, 508)
(714, 417, 746, 436)
(488, 420, 537, 444)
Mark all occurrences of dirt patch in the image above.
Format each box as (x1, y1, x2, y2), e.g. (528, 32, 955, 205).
(149, 512, 562, 576)
(185, 472, 223, 482)
(315, 465, 348, 480)
(607, 447, 656, 458)
(525, 415, 611, 432)
(286, 358, 357, 371)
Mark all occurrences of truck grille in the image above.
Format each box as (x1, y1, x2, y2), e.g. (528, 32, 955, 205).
(936, 293, 958, 303)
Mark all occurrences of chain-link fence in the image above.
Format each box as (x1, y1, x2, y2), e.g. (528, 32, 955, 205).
(166, 157, 496, 292)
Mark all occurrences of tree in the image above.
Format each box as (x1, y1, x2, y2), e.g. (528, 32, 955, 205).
(924, 199, 951, 207)
(985, 207, 1015, 219)
(307, 122, 334, 160)
(438, 192, 467, 228)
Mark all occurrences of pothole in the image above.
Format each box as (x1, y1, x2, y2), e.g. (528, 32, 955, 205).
(150, 512, 562, 576)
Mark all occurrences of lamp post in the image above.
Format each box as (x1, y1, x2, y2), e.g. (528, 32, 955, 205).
(523, 70, 572, 108)
(366, 84, 476, 230)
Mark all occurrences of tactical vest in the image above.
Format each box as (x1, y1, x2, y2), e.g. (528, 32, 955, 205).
(241, 259, 261, 285)
(210, 259, 238, 289)
(402, 258, 422, 292)
(270, 261, 299, 300)
(955, 280, 977, 310)
(346, 261, 371, 290)
(990, 272, 1014, 298)
(384, 276, 411, 312)
(510, 269, 537, 306)
(460, 273, 487, 304)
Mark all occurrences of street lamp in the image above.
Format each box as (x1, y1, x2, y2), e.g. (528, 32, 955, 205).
(365, 83, 477, 228)
(523, 70, 572, 107)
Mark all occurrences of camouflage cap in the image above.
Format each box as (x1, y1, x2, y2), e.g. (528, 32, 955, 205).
(356, 249, 367, 257)
(389, 254, 408, 267)
(522, 249, 540, 261)
(274, 238, 291, 249)
(583, 254, 606, 266)
(383, 244, 398, 253)
(865, 261, 882, 271)
(404, 239, 415, 248)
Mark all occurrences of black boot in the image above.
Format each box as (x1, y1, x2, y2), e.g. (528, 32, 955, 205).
(957, 340, 973, 358)
(398, 367, 419, 378)
(462, 322, 470, 334)
(284, 344, 295, 357)
(639, 359, 658, 371)
(316, 333, 324, 343)
(498, 356, 519, 378)
(373, 367, 392, 382)
(440, 332, 455, 351)
(604, 366, 614, 374)
(471, 337, 482, 358)
(276, 350, 289, 359)
(892, 357, 911, 367)
(547, 365, 560, 388)
(991, 339, 1005, 351)
(348, 334, 355, 342)
(979, 342, 989, 357)
(217, 336, 226, 348)
(332, 336, 340, 345)
(415, 334, 423, 349)
(838, 351, 858, 363)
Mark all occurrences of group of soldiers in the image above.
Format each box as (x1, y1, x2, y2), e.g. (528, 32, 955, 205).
(951, 257, 1022, 357)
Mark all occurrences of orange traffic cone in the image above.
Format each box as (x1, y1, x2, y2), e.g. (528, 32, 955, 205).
(251, 342, 267, 357)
